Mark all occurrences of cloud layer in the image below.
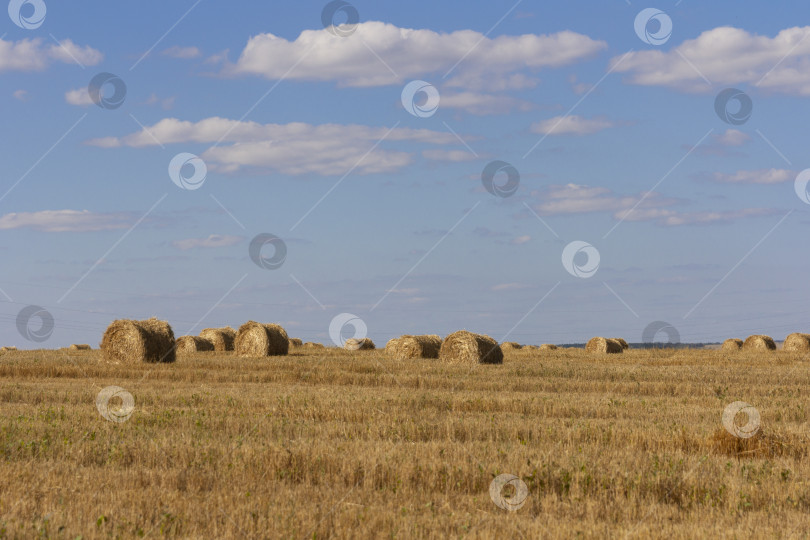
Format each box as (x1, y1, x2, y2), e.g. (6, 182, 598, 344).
(227, 21, 606, 89)
(612, 26, 810, 94)
(88, 117, 462, 176)
(0, 38, 102, 72)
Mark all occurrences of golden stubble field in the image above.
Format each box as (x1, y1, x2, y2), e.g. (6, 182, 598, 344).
(1, 346, 810, 539)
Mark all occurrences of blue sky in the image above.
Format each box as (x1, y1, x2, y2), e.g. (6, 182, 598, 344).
(2, 0, 810, 348)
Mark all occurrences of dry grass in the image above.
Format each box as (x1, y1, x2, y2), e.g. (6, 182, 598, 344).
(175, 336, 214, 356)
(440, 330, 503, 364)
(234, 321, 289, 357)
(0, 346, 18, 352)
(199, 327, 236, 352)
(100, 318, 176, 364)
(344, 338, 375, 350)
(783, 333, 810, 352)
(743, 334, 777, 351)
(612, 338, 630, 350)
(2, 347, 810, 537)
(721, 338, 743, 351)
(586, 336, 623, 354)
(539, 343, 558, 351)
(386, 335, 442, 359)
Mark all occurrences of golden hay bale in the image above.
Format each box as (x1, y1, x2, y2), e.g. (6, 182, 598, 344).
(742, 334, 776, 351)
(0, 346, 17, 352)
(612, 338, 629, 350)
(288, 338, 303, 348)
(585, 337, 623, 354)
(783, 333, 810, 352)
(386, 334, 442, 359)
(176, 335, 214, 356)
(69, 344, 91, 350)
(721, 338, 743, 351)
(539, 344, 558, 351)
(302, 342, 325, 350)
(439, 330, 503, 364)
(500, 341, 523, 351)
(235, 321, 289, 357)
(199, 327, 236, 352)
(344, 338, 375, 350)
(101, 318, 176, 364)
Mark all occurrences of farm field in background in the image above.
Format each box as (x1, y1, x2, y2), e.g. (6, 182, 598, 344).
(1, 347, 809, 538)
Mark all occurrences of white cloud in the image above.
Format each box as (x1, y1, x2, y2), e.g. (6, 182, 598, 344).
(13, 89, 28, 101)
(710, 168, 794, 184)
(0, 37, 102, 71)
(48, 39, 104, 66)
(0, 210, 130, 232)
(510, 235, 531, 245)
(440, 92, 534, 115)
(530, 115, 613, 136)
(611, 26, 810, 94)
(162, 46, 201, 59)
(529, 184, 776, 226)
(87, 117, 462, 176)
(65, 88, 94, 107)
(227, 22, 606, 88)
(492, 282, 530, 292)
(172, 234, 242, 251)
(422, 149, 477, 162)
(531, 184, 678, 215)
(616, 207, 778, 226)
(714, 129, 750, 147)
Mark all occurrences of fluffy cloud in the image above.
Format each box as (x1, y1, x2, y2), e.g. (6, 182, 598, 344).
(0, 210, 131, 232)
(65, 88, 94, 106)
(709, 168, 794, 184)
(714, 129, 751, 147)
(421, 149, 477, 162)
(171, 234, 242, 250)
(87, 117, 462, 176)
(162, 46, 201, 59)
(226, 22, 606, 88)
(0, 38, 102, 72)
(616, 207, 779, 226)
(611, 26, 810, 94)
(531, 184, 678, 215)
(529, 184, 776, 226)
(530, 115, 613, 136)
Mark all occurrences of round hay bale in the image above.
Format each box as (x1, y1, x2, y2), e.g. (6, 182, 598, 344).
(524, 345, 540, 350)
(101, 318, 176, 364)
(721, 338, 743, 351)
(176, 335, 214, 356)
(302, 342, 325, 350)
(585, 337, 623, 354)
(235, 321, 289, 357)
(539, 344, 558, 351)
(612, 338, 629, 350)
(69, 344, 91, 350)
(386, 334, 442, 359)
(288, 338, 303, 348)
(439, 330, 503, 364)
(199, 327, 236, 352)
(742, 334, 776, 351)
(500, 342, 523, 351)
(344, 338, 375, 350)
(783, 333, 810, 352)
(0, 346, 17, 352)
